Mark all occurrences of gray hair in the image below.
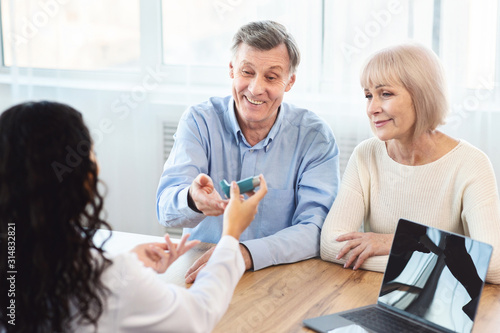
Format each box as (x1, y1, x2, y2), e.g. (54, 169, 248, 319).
(231, 20, 301, 75)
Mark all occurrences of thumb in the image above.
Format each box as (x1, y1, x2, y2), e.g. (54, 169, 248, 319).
(198, 174, 211, 187)
(229, 181, 240, 199)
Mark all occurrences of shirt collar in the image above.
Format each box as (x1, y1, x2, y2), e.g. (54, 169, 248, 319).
(226, 96, 283, 152)
(227, 97, 243, 144)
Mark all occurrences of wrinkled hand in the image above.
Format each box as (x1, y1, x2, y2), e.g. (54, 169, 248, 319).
(184, 244, 253, 283)
(184, 246, 214, 284)
(132, 233, 200, 274)
(335, 232, 393, 270)
(189, 173, 228, 216)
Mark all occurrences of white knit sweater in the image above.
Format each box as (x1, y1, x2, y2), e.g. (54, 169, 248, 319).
(321, 137, 500, 284)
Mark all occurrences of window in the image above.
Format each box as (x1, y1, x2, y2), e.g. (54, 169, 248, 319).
(161, 0, 323, 91)
(1, 0, 140, 70)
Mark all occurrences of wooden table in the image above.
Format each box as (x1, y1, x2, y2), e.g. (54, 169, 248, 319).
(163, 242, 500, 333)
(95, 230, 500, 332)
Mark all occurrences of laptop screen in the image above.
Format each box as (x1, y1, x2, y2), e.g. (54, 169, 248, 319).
(378, 219, 492, 333)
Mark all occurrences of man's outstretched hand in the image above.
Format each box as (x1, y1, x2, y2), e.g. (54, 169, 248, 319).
(189, 173, 228, 216)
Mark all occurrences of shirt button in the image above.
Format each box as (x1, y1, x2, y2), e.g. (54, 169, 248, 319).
(250, 149, 254, 153)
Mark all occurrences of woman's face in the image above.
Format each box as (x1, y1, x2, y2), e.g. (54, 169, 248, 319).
(90, 150, 99, 175)
(364, 83, 416, 143)
(84, 149, 99, 196)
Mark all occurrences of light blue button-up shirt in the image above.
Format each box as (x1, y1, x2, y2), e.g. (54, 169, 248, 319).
(156, 96, 340, 270)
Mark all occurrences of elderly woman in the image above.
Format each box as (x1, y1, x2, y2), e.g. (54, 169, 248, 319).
(320, 44, 500, 284)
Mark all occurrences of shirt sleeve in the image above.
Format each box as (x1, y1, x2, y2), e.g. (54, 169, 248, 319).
(113, 236, 244, 333)
(320, 145, 388, 272)
(156, 107, 208, 228)
(242, 134, 340, 270)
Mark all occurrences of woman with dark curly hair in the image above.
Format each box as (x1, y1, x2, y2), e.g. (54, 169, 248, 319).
(0, 101, 267, 332)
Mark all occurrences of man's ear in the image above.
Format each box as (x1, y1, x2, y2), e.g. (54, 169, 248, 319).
(229, 61, 234, 79)
(285, 73, 296, 92)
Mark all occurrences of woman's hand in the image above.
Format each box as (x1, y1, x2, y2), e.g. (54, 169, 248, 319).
(335, 232, 394, 270)
(132, 233, 200, 273)
(222, 174, 267, 240)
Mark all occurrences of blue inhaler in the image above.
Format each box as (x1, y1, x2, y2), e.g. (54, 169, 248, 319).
(220, 176, 260, 198)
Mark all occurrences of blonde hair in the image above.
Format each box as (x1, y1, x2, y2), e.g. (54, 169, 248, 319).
(360, 43, 449, 138)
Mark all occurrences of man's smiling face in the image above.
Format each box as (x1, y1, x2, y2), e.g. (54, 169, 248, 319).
(230, 43, 295, 131)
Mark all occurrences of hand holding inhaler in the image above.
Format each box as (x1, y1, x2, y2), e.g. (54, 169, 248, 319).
(220, 175, 261, 198)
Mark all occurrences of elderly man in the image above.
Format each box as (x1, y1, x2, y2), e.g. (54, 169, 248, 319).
(156, 20, 340, 282)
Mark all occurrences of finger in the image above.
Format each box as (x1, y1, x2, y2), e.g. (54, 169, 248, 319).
(193, 174, 215, 197)
(164, 233, 175, 249)
(183, 240, 201, 253)
(177, 233, 190, 249)
(248, 175, 267, 203)
(149, 245, 168, 260)
(229, 180, 240, 198)
(165, 234, 179, 258)
(185, 263, 207, 284)
(344, 252, 358, 269)
(344, 244, 365, 269)
(353, 252, 369, 270)
(336, 240, 359, 260)
(196, 173, 209, 186)
(185, 254, 207, 278)
(144, 246, 162, 262)
(336, 232, 361, 242)
(198, 174, 214, 189)
(176, 234, 194, 255)
(150, 242, 168, 251)
(198, 196, 226, 214)
(162, 233, 174, 249)
(191, 175, 202, 190)
(148, 246, 172, 273)
(184, 248, 213, 278)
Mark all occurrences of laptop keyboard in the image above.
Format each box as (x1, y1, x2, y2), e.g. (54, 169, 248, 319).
(340, 307, 436, 333)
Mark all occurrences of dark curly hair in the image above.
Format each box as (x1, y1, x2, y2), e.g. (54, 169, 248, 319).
(0, 101, 112, 332)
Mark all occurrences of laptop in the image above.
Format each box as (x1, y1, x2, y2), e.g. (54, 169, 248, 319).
(303, 219, 493, 333)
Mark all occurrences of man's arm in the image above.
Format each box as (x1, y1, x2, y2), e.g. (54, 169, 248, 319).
(156, 108, 214, 228)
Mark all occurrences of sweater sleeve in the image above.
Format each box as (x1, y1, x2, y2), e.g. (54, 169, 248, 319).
(320, 143, 388, 272)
